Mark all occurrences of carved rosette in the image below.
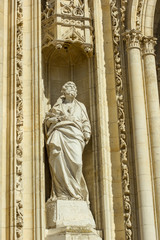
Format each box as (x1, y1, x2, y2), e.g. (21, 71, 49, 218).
(41, 0, 93, 54)
(16, 0, 23, 239)
(110, 1, 133, 239)
(123, 29, 142, 49)
(142, 36, 157, 56)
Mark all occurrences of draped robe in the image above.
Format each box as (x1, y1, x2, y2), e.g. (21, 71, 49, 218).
(45, 97, 91, 202)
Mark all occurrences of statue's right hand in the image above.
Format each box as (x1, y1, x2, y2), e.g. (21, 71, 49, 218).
(48, 117, 57, 123)
(46, 117, 58, 127)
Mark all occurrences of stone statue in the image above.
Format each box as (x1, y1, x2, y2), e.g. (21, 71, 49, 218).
(45, 81, 91, 203)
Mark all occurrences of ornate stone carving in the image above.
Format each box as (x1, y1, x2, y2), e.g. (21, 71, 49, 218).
(124, 196, 132, 239)
(41, 0, 93, 53)
(16, 0, 23, 239)
(62, 26, 85, 42)
(110, 1, 132, 239)
(120, 0, 128, 30)
(142, 36, 157, 56)
(123, 29, 142, 49)
(60, 0, 84, 16)
(136, 0, 143, 30)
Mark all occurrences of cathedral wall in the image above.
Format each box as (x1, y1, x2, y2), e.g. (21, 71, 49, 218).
(1, 0, 160, 240)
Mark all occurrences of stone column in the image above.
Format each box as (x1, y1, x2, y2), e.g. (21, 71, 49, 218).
(124, 30, 157, 240)
(93, 1, 115, 239)
(142, 36, 160, 237)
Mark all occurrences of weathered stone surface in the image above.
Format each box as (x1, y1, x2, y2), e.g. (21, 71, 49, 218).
(46, 200, 96, 229)
(45, 227, 102, 240)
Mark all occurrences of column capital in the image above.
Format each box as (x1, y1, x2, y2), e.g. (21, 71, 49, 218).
(123, 29, 142, 49)
(142, 36, 157, 56)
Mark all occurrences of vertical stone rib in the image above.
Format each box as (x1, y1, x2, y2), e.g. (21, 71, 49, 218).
(142, 36, 160, 238)
(93, 0, 115, 239)
(110, 1, 133, 239)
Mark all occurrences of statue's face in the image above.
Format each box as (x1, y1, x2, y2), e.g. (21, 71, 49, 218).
(64, 86, 76, 98)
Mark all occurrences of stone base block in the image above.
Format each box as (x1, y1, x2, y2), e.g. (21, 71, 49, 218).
(46, 200, 96, 229)
(45, 227, 102, 240)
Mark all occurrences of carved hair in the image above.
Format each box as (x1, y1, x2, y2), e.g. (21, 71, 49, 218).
(61, 81, 77, 98)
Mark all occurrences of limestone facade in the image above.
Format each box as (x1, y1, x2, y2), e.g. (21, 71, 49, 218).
(0, 0, 160, 239)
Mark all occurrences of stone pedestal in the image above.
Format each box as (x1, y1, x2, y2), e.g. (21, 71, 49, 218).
(46, 200, 96, 229)
(45, 227, 102, 240)
(45, 200, 102, 240)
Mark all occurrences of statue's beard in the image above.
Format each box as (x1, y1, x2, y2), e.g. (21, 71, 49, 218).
(66, 92, 75, 97)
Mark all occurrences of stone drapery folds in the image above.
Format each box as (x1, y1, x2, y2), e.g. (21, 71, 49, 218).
(44, 82, 91, 202)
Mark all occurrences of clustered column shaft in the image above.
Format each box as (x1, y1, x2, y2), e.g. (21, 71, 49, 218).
(124, 29, 157, 240)
(142, 36, 160, 237)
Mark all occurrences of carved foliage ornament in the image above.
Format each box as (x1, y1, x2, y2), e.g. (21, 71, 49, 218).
(61, 0, 84, 17)
(142, 36, 157, 56)
(16, 0, 23, 239)
(110, 1, 132, 239)
(120, 0, 128, 30)
(123, 31, 157, 56)
(136, 0, 143, 30)
(123, 29, 142, 49)
(41, 1, 55, 21)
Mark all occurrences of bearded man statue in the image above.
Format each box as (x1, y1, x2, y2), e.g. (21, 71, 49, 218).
(45, 81, 91, 203)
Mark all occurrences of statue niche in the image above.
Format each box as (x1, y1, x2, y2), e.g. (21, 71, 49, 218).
(42, 1, 102, 239)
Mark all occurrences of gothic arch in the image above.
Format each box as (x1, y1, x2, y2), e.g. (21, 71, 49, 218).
(127, 0, 157, 35)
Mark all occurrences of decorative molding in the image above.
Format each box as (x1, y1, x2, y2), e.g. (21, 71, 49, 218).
(120, 0, 128, 30)
(110, 1, 133, 239)
(60, 0, 84, 17)
(62, 26, 85, 42)
(123, 29, 142, 49)
(41, 0, 93, 54)
(41, 1, 55, 21)
(142, 36, 157, 56)
(16, 0, 23, 238)
(136, 0, 143, 30)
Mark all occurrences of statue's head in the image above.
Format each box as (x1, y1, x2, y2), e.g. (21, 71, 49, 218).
(61, 81, 77, 98)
